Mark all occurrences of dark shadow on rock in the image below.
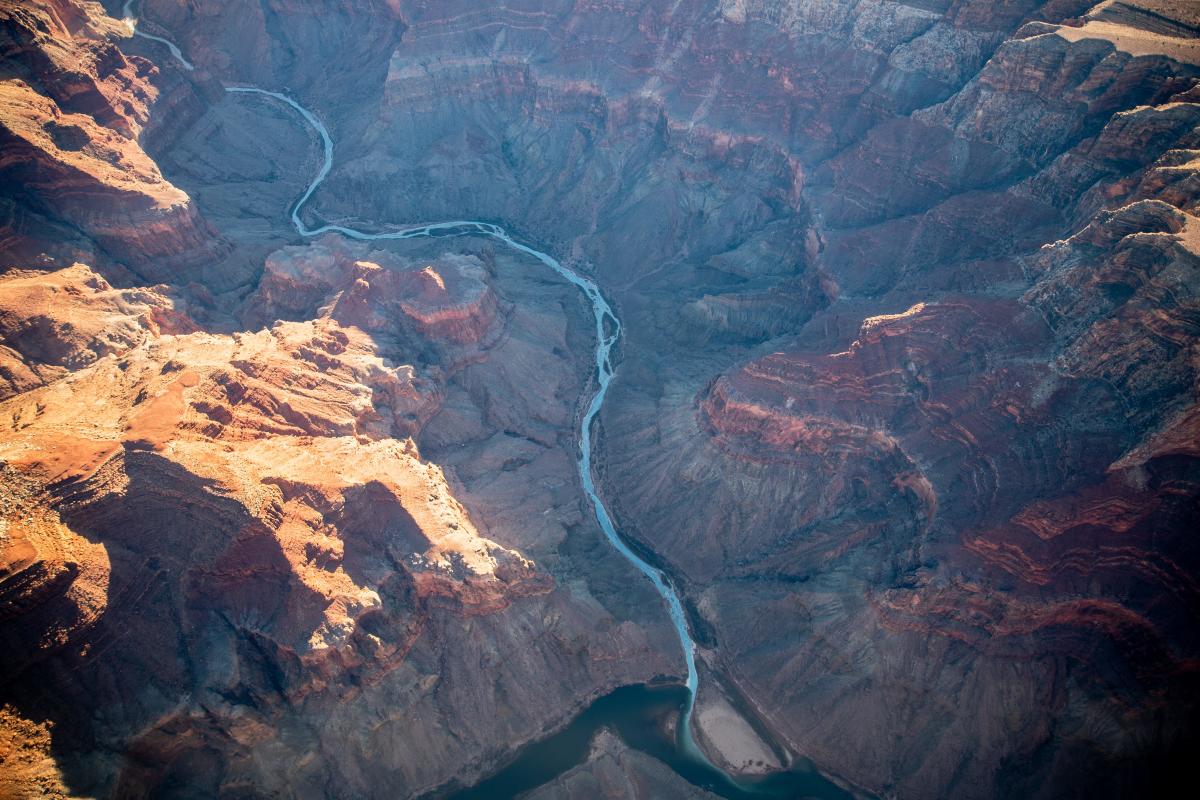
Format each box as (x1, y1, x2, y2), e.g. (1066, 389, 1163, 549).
(0, 445, 327, 797)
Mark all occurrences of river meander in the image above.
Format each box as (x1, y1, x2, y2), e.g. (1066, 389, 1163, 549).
(226, 85, 854, 800)
(126, 15, 850, 792)
(224, 81, 708, 757)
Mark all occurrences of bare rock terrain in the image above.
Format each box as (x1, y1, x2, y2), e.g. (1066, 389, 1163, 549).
(1, 0, 1198, 798)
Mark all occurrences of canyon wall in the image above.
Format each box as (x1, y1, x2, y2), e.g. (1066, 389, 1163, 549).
(1, 0, 1198, 798)
(1, 4, 681, 795)
(0, 1, 228, 278)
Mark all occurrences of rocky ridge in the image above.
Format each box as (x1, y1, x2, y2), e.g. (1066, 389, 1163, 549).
(0, 3, 680, 793)
(0, 0, 227, 277)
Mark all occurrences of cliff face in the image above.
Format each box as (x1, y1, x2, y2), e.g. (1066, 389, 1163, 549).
(0, 0, 227, 278)
(1, 0, 1198, 798)
(604, 5, 1200, 799)
(249, 235, 500, 348)
(0, 237, 679, 797)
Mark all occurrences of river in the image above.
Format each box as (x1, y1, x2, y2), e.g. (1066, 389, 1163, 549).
(224, 82, 708, 761)
(122, 1, 194, 70)
(227, 85, 857, 800)
(128, 11, 849, 796)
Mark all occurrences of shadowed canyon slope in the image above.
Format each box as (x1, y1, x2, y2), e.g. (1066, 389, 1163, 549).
(2, 0, 1199, 798)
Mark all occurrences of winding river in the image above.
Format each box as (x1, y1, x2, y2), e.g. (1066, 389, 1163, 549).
(122, 1, 194, 70)
(224, 82, 707, 760)
(127, 12, 854, 798)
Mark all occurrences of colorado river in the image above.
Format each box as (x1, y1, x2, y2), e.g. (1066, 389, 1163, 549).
(122, 1, 194, 70)
(224, 84, 707, 760)
(126, 9, 846, 794)
(228, 85, 852, 800)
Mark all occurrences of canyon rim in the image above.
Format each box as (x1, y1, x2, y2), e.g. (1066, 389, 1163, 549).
(1, 1, 1199, 798)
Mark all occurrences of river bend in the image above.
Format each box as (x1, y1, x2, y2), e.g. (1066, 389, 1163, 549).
(224, 86, 708, 761)
(112, 9, 870, 797)
(124, 0, 710, 771)
(120, 8, 705, 756)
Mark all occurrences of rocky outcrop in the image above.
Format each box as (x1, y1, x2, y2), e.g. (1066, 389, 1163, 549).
(524, 730, 722, 800)
(0, 262, 192, 398)
(1024, 199, 1200, 428)
(0, 1, 226, 278)
(1, 0, 153, 137)
(250, 236, 500, 347)
(0, 245, 677, 796)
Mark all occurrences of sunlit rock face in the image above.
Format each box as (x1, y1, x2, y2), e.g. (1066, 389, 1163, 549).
(250, 236, 500, 347)
(1, 0, 1199, 798)
(0, 234, 678, 797)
